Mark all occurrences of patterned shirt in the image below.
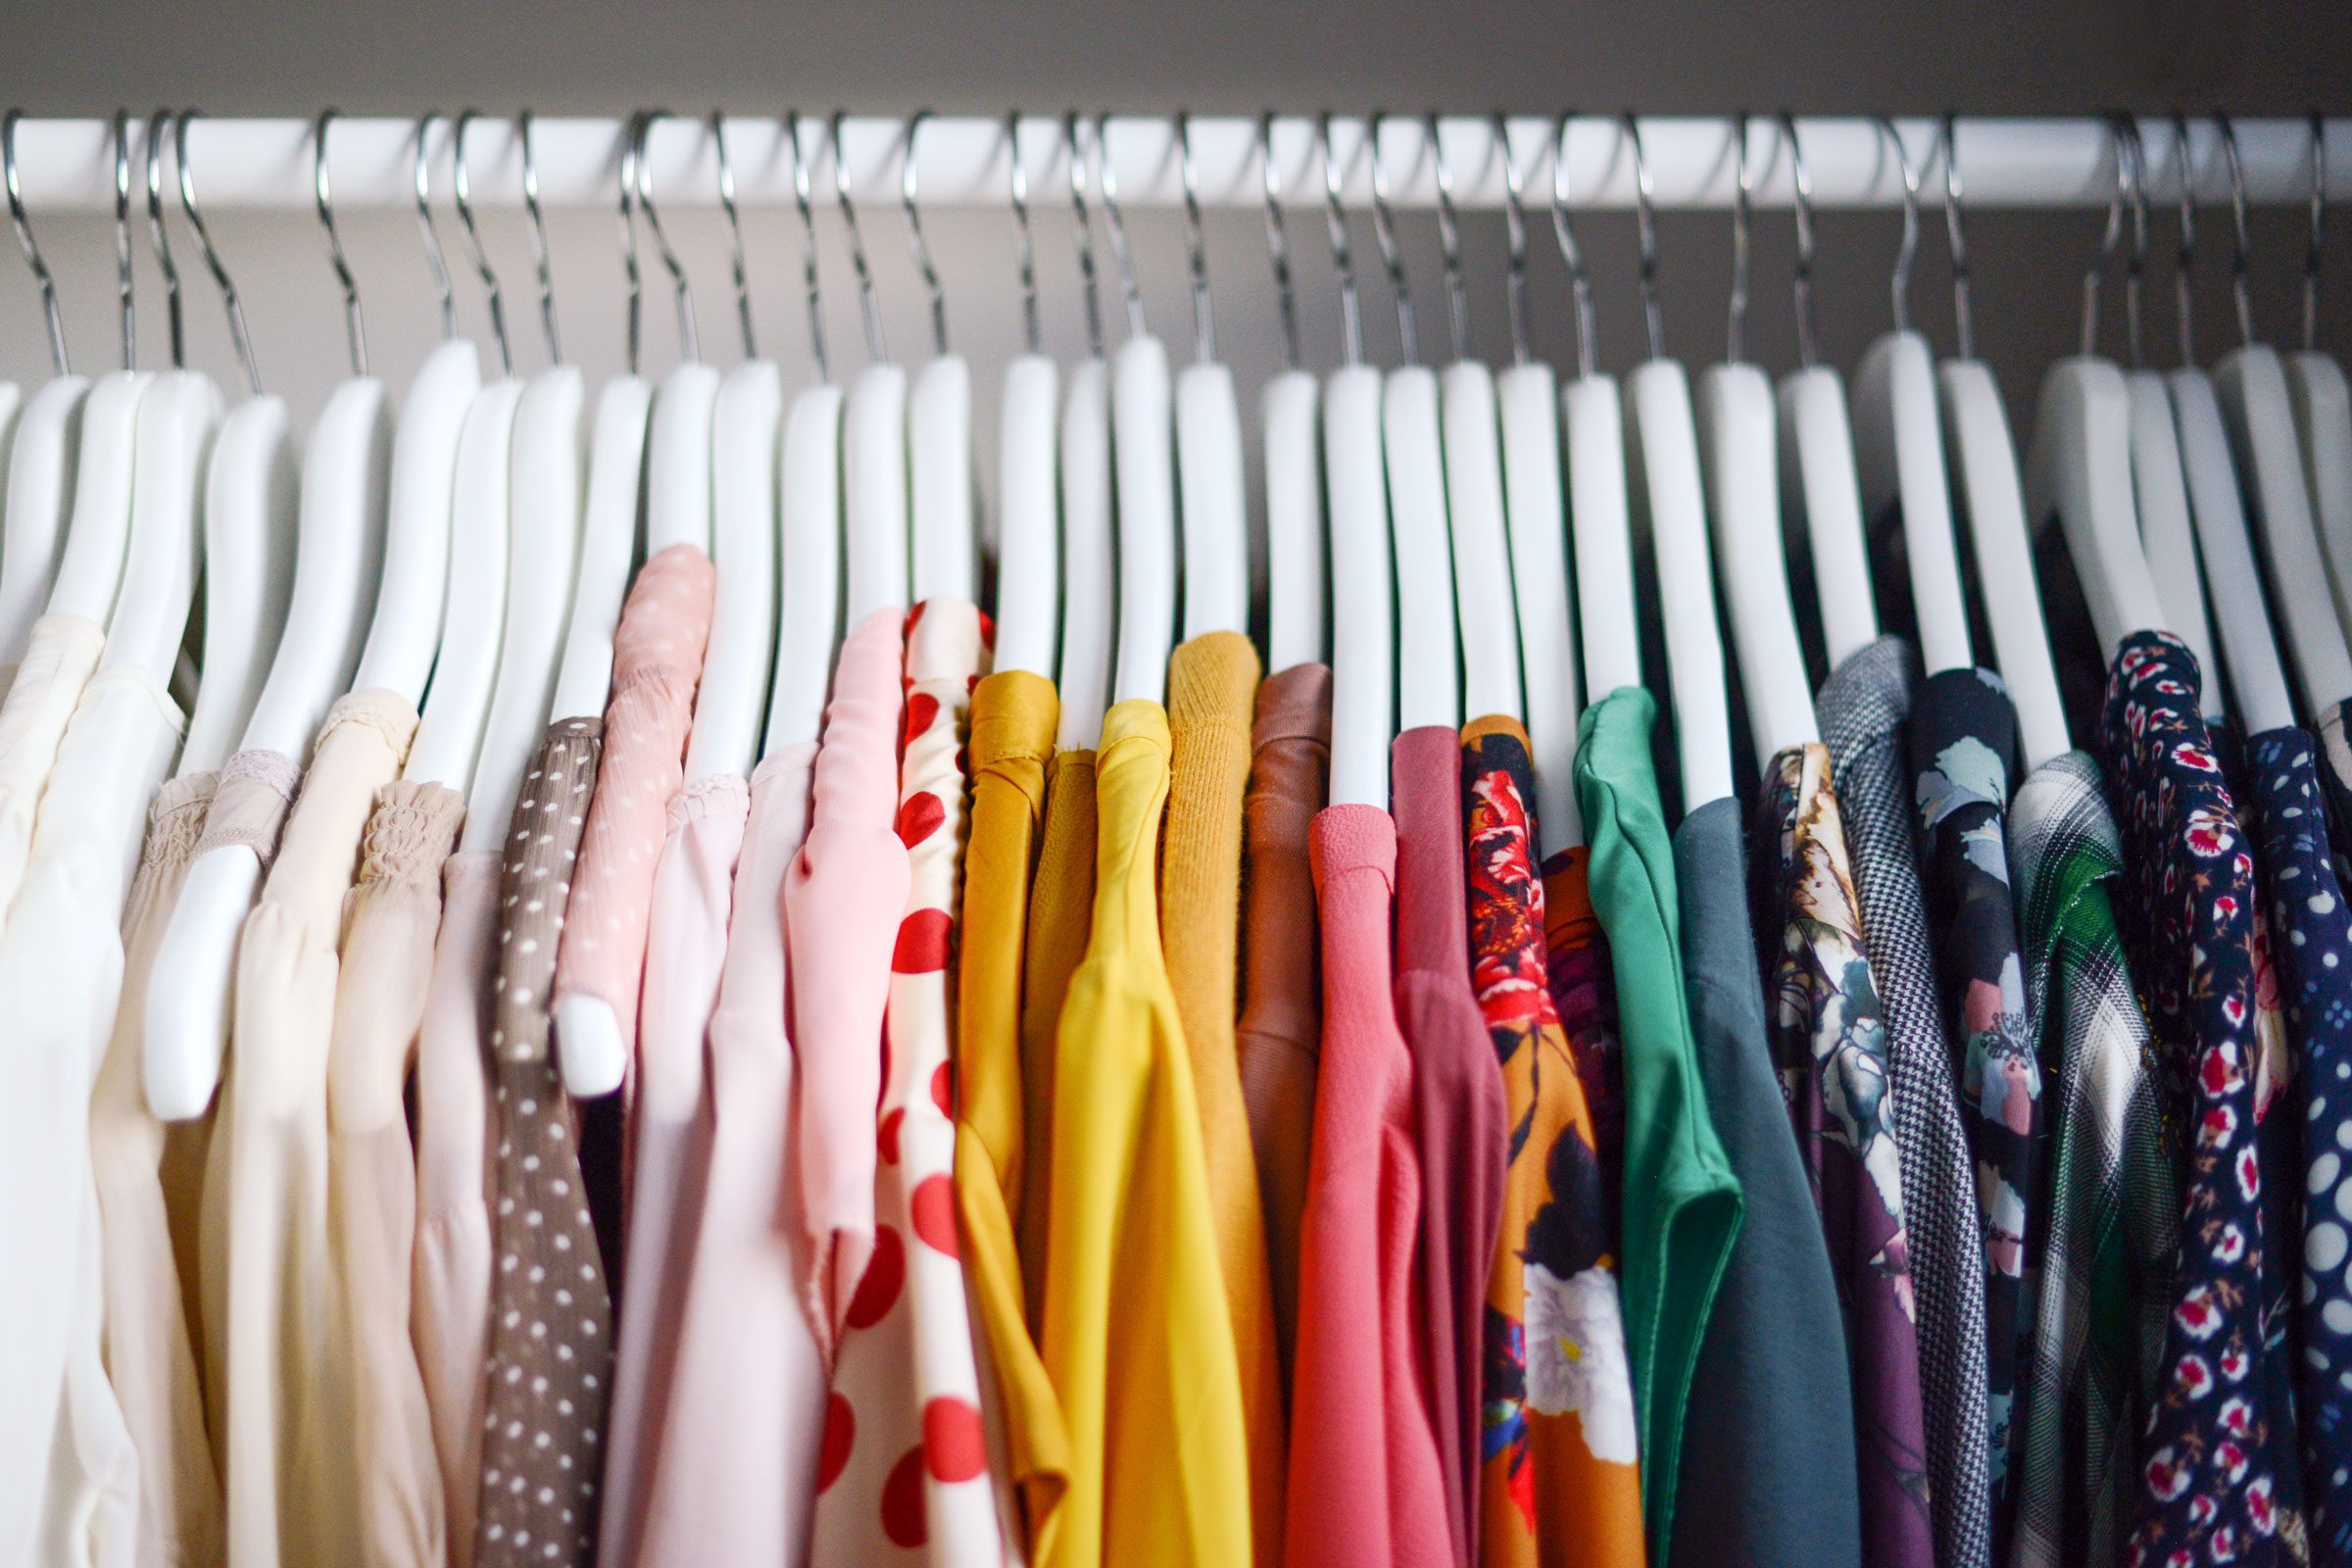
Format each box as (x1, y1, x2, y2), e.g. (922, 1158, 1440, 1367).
(2099, 630, 2281, 1567)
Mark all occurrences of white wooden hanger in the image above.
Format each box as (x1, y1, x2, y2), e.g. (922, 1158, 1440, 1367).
(1701, 115, 1819, 770)
(145, 113, 410, 1121)
(764, 110, 846, 753)
(1100, 115, 1176, 707)
(1258, 112, 1325, 677)
(1494, 113, 1590, 851)
(1173, 112, 1250, 643)
(1056, 113, 1115, 748)
(558, 112, 724, 1100)
(687, 113, 776, 783)
(1851, 118, 1971, 674)
(1770, 115, 1879, 672)
(407, 112, 527, 797)
(2208, 114, 2352, 716)
(1318, 115, 1395, 809)
(992, 112, 1058, 681)
(1368, 116, 1462, 733)
(1618, 114, 1736, 809)
(902, 112, 981, 611)
(2159, 114, 2295, 732)
(0, 113, 88, 668)
(169, 111, 298, 777)
(466, 113, 589, 850)
(1427, 114, 1521, 731)
(834, 110, 911, 634)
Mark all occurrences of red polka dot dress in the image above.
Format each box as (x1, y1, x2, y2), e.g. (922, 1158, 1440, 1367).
(807, 598, 1012, 1565)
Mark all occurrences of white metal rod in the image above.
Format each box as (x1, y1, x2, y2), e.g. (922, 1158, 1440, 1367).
(6, 115, 2346, 216)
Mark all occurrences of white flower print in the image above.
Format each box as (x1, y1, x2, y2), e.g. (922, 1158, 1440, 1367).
(1523, 1261, 1641, 1464)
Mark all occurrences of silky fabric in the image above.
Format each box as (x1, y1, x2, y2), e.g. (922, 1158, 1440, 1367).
(1462, 721, 1648, 1568)
(1908, 666, 2038, 1549)
(785, 607, 909, 1353)
(0, 664, 185, 1568)
(2099, 633, 2282, 1565)
(323, 780, 466, 1568)
(1016, 752, 1096, 1320)
(1574, 690, 1742, 1560)
(201, 688, 418, 1568)
(474, 718, 608, 1568)
(2006, 753, 2179, 1568)
(953, 669, 1071, 1560)
(1236, 662, 1330, 1386)
(1668, 797, 1863, 1568)
(636, 743, 826, 1568)
(1395, 721, 1507, 1566)
(89, 772, 223, 1568)
(1161, 630, 1285, 1562)
(1819, 637, 1994, 1568)
(1751, 742, 1935, 1568)
(416, 849, 500, 1568)
(597, 776, 749, 1568)
(550, 543, 715, 1062)
(0, 610, 107, 922)
(1035, 698, 1250, 1568)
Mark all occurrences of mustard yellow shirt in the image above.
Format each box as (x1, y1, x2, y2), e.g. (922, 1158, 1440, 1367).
(1041, 698, 1250, 1568)
(1161, 631, 1284, 1558)
(953, 669, 1070, 1558)
(1018, 747, 1097, 1321)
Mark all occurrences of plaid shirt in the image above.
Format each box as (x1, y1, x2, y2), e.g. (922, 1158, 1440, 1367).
(2006, 751, 2180, 1568)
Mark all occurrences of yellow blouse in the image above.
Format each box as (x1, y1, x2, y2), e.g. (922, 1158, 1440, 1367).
(1039, 699, 1250, 1568)
(952, 669, 1070, 1558)
(1017, 747, 1097, 1320)
(1162, 631, 1284, 1558)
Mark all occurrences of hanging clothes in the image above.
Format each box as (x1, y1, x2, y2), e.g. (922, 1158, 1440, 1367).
(1235, 662, 1331, 1391)
(1461, 717, 1647, 1568)
(2100, 631, 2282, 1567)
(1043, 698, 1251, 1568)
(2006, 751, 2179, 1568)
(0, 609, 108, 921)
(1574, 687, 1742, 1563)
(1819, 638, 1995, 1568)
(1015, 745, 1097, 1323)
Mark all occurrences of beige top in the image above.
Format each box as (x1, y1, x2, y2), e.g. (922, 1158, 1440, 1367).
(328, 779, 466, 1568)
(201, 690, 419, 1568)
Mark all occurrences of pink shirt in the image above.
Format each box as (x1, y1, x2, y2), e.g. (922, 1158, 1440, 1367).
(595, 775, 749, 1568)
(551, 544, 715, 1057)
(785, 609, 910, 1352)
(634, 744, 825, 1568)
(1288, 803, 1452, 1568)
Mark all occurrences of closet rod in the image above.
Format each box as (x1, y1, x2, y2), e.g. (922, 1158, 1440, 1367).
(7, 114, 2347, 215)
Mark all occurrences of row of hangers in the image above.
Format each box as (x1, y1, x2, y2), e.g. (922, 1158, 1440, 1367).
(0, 105, 2341, 1131)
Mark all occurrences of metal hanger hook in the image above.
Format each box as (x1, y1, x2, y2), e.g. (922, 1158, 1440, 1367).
(901, 110, 948, 356)
(1261, 112, 1302, 370)
(112, 111, 134, 367)
(1096, 113, 1148, 341)
(782, 111, 827, 379)
(2081, 111, 2129, 360)
(519, 110, 561, 364)
(1006, 111, 1041, 356)
(1494, 112, 1532, 368)
(1365, 111, 1416, 363)
(1176, 110, 1215, 364)
(831, 110, 885, 364)
(2309, 110, 2326, 353)
(635, 110, 700, 364)
(1939, 112, 1974, 360)
(711, 111, 756, 360)
(413, 112, 457, 344)
(451, 111, 511, 374)
(1876, 116, 1921, 336)
(1551, 110, 1597, 378)
(2215, 110, 2255, 349)
(177, 109, 261, 393)
(1428, 112, 1468, 362)
(1319, 111, 1364, 368)
(617, 110, 644, 375)
(4, 110, 70, 376)
(313, 110, 366, 375)
(1621, 111, 1665, 361)
(2172, 111, 2197, 368)
(1781, 112, 1821, 369)
(2121, 115, 2149, 369)
(1066, 110, 1104, 359)
(1728, 112, 1752, 365)
(146, 109, 184, 370)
